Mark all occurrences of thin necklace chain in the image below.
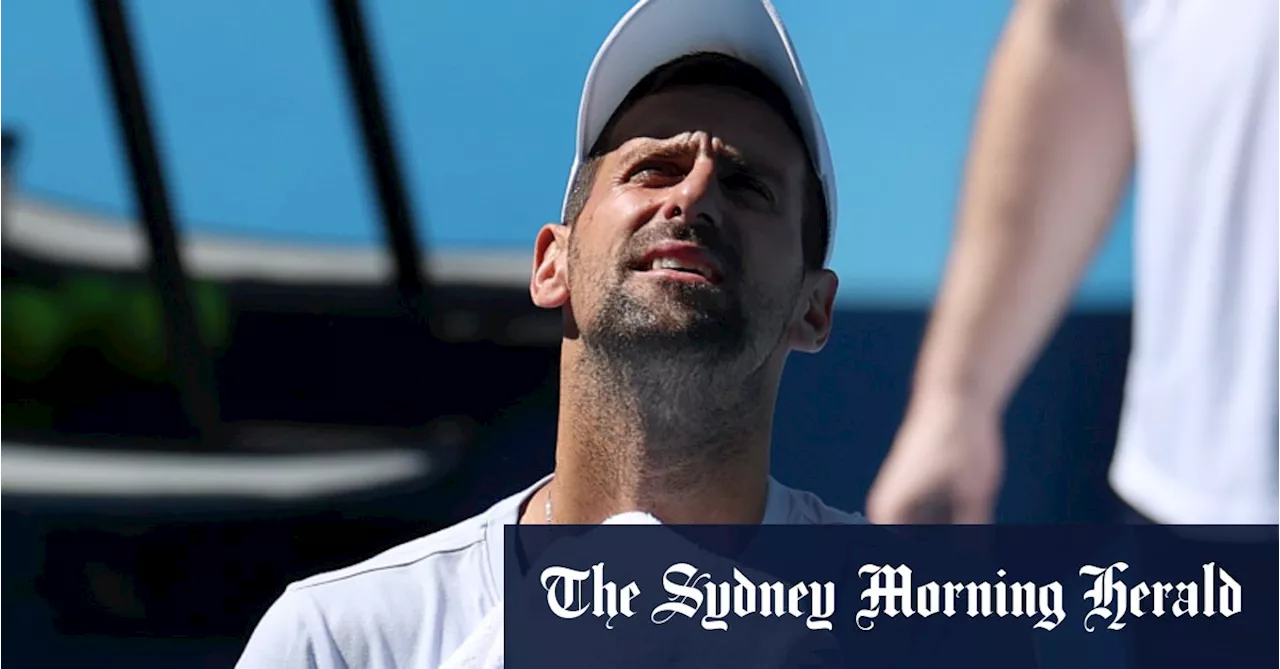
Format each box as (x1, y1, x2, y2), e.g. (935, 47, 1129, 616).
(544, 484, 553, 524)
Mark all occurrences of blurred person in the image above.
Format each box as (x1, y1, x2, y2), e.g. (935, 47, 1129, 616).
(866, 0, 1278, 527)
(236, 1, 863, 667)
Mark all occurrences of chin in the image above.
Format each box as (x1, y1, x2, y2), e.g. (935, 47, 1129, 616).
(628, 280, 728, 313)
(638, 301, 725, 331)
(587, 282, 743, 350)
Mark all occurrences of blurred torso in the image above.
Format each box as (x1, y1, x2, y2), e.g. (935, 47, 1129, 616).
(1111, 0, 1279, 524)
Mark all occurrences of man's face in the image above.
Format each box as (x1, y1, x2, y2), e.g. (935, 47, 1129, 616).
(541, 85, 824, 367)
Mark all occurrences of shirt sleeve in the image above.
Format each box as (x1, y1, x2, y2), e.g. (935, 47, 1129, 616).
(235, 588, 348, 669)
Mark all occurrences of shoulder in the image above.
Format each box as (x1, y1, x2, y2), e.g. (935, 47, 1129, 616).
(290, 513, 492, 596)
(235, 493, 521, 669)
(778, 482, 868, 525)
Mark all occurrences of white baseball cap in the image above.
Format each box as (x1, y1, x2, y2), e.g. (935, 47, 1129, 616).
(560, 0, 837, 263)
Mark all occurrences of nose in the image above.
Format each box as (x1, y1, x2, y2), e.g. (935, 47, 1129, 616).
(658, 152, 721, 226)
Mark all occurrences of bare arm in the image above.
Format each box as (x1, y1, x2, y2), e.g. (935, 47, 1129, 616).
(868, 0, 1134, 523)
(916, 0, 1134, 413)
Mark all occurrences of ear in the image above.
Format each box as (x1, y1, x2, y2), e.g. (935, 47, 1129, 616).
(788, 269, 838, 353)
(530, 223, 571, 309)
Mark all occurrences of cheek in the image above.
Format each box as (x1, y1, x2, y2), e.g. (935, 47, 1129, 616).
(578, 191, 654, 260)
(565, 231, 617, 296)
(741, 215, 804, 276)
(601, 188, 656, 231)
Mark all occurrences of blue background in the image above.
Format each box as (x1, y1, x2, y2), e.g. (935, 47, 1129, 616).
(2, 0, 1134, 307)
(2, 3, 1160, 666)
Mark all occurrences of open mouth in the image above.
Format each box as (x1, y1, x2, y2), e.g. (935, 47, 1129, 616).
(630, 244, 724, 285)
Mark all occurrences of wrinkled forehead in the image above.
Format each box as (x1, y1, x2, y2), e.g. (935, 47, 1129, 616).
(597, 85, 809, 172)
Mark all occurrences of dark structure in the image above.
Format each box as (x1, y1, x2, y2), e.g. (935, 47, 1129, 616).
(1, 2, 1135, 666)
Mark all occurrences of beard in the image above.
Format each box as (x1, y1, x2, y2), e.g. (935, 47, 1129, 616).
(564, 228, 805, 482)
(583, 273, 749, 365)
(572, 218, 763, 368)
(568, 226, 803, 405)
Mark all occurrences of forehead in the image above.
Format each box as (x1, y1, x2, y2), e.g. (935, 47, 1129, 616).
(599, 86, 809, 171)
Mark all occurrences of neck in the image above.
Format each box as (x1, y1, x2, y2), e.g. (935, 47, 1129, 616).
(545, 343, 778, 525)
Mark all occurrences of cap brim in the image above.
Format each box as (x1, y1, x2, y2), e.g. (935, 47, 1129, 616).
(561, 0, 837, 262)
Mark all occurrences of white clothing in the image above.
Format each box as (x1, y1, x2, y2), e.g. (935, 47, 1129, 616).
(435, 511, 662, 669)
(235, 475, 864, 669)
(1110, 0, 1279, 523)
(437, 601, 504, 669)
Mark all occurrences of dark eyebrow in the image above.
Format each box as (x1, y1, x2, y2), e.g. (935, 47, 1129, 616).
(615, 139, 785, 188)
(718, 151, 784, 189)
(613, 140, 696, 170)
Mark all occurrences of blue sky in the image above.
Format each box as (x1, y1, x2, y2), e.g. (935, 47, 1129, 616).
(2, 0, 1133, 307)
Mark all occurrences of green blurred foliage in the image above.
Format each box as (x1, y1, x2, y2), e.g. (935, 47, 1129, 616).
(2, 286, 71, 383)
(101, 287, 169, 384)
(64, 276, 120, 349)
(192, 281, 229, 349)
(2, 274, 231, 386)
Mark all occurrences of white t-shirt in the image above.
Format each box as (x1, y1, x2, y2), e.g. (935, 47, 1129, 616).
(234, 475, 864, 669)
(1109, 0, 1278, 524)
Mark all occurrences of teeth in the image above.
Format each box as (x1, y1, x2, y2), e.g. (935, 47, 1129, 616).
(651, 257, 703, 276)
